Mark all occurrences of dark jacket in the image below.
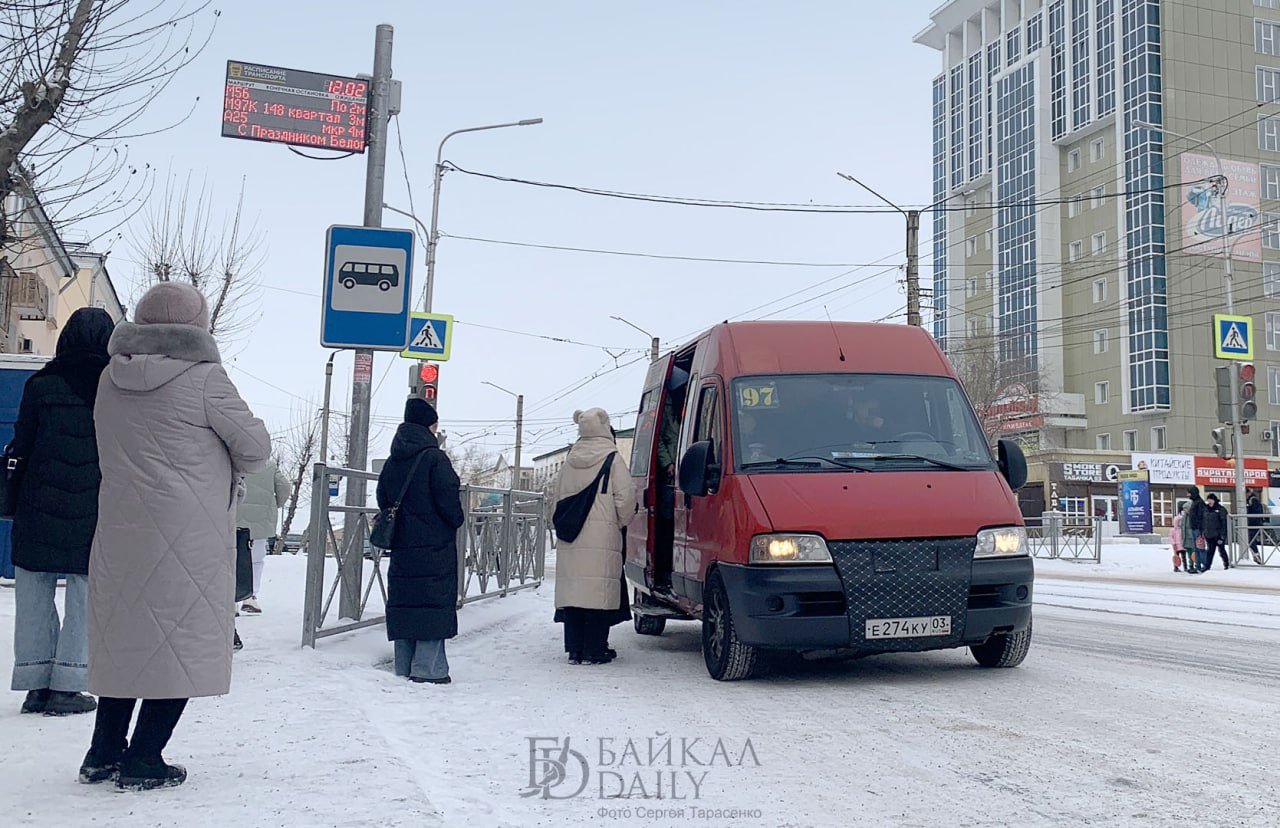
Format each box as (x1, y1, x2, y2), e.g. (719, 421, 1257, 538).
(1247, 498, 1267, 543)
(1202, 502, 1229, 539)
(9, 309, 114, 575)
(377, 423, 465, 642)
(1187, 491, 1206, 532)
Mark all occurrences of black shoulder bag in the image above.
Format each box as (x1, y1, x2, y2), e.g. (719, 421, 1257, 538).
(0, 443, 25, 519)
(553, 453, 616, 544)
(370, 450, 428, 550)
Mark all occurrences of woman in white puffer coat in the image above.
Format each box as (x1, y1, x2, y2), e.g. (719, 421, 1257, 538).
(553, 408, 636, 665)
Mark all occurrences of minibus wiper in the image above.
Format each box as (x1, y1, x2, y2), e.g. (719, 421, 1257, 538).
(851, 453, 977, 471)
(740, 457, 825, 470)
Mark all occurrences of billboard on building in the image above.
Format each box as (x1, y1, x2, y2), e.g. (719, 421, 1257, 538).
(1180, 153, 1261, 261)
(1193, 456, 1269, 488)
(1131, 452, 1195, 485)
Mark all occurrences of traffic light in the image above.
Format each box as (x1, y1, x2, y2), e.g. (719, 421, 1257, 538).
(1239, 362, 1257, 423)
(408, 362, 440, 404)
(1212, 426, 1230, 459)
(1215, 365, 1233, 424)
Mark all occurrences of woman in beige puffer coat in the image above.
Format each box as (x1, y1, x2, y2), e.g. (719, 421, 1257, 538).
(553, 408, 636, 664)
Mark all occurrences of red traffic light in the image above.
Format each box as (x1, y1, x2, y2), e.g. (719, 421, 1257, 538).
(419, 363, 439, 384)
(1239, 363, 1256, 383)
(423, 385, 438, 402)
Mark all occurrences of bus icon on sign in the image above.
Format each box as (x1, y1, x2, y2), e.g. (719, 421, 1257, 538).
(339, 261, 400, 292)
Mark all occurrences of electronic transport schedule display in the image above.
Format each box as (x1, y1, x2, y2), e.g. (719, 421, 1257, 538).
(222, 60, 369, 152)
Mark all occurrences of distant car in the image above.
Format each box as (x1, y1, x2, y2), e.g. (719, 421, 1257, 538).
(339, 261, 399, 291)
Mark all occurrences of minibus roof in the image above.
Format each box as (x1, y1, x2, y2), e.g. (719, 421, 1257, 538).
(708, 321, 953, 378)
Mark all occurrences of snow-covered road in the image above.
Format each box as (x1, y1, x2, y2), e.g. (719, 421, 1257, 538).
(1, 555, 1277, 828)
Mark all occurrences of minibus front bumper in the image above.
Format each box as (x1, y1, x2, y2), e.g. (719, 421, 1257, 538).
(716, 551, 1033, 652)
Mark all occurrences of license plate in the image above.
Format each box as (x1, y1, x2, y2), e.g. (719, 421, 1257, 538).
(865, 615, 952, 640)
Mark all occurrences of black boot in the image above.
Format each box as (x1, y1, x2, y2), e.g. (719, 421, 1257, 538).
(44, 692, 98, 717)
(78, 749, 121, 784)
(21, 689, 51, 714)
(116, 757, 187, 792)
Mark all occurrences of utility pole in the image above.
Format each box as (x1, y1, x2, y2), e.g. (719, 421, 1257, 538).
(514, 393, 524, 489)
(905, 209, 922, 327)
(339, 23, 393, 620)
(651, 336, 660, 363)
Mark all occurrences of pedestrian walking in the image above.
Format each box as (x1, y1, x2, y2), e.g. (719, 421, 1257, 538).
(1200, 493, 1231, 572)
(377, 399, 465, 685)
(1186, 487, 1206, 549)
(1171, 502, 1193, 574)
(1246, 492, 1267, 565)
(552, 408, 637, 665)
(81, 282, 270, 791)
(5, 308, 115, 716)
(235, 458, 292, 614)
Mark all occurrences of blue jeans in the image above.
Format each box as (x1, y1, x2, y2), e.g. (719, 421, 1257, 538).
(10, 567, 88, 693)
(393, 639, 449, 680)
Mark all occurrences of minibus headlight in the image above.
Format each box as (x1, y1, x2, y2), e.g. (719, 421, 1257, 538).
(974, 526, 1028, 558)
(749, 534, 832, 564)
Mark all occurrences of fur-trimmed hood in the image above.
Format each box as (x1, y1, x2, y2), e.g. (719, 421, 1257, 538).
(106, 322, 222, 393)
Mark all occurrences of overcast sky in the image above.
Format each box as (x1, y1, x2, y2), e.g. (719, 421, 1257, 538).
(99, 0, 942, 466)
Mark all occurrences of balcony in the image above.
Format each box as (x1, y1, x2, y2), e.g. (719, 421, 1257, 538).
(12, 270, 49, 321)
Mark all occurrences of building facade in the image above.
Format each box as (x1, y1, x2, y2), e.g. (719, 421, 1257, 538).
(916, 0, 1280, 513)
(531, 428, 635, 492)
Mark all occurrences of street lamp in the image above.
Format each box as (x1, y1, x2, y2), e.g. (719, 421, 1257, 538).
(483, 381, 524, 490)
(1135, 119, 1248, 556)
(610, 315, 660, 362)
(424, 118, 544, 312)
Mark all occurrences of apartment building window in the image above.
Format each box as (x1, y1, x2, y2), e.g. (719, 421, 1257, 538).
(1068, 194, 1085, 217)
(1067, 148, 1082, 172)
(1095, 381, 1110, 404)
(1270, 366, 1280, 404)
(1259, 0, 1280, 9)
(1260, 114, 1280, 151)
(1265, 164, 1280, 199)
(1151, 426, 1167, 451)
(965, 196, 976, 217)
(1096, 433, 1112, 450)
(984, 230, 992, 250)
(967, 319, 979, 338)
(966, 277, 979, 297)
(1026, 13, 1043, 51)
(1122, 430, 1137, 451)
(1259, 19, 1280, 56)
(1006, 28, 1021, 66)
(1268, 262, 1280, 297)
(1266, 213, 1280, 249)
(1070, 240, 1084, 261)
(1089, 138, 1105, 162)
(1153, 490, 1174, 528)
(966, 236, 978, 257)
(986, 270, 995, 291)
(1092, 277, 1108, 303)
(1092, 231, 1107, 254)
(1268, 312, 1280, 350)
(1091, 185, 1106, 208)
(1094, 328, 1109, 354)
(1260, 66, 1280, 105)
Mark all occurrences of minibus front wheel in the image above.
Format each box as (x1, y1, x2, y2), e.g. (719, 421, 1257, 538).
(702, 570, 759, 681)
(970, 617, 1033, 668)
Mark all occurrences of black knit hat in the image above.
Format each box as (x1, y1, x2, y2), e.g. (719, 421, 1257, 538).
(405, 398, 439, 429)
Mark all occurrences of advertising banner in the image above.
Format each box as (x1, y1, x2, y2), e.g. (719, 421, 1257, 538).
(1193, 456, 1269, 488)
(1054, 462, 1128, 483)
(1130, 453, 1196, 486)
(1118, 469, 1153, 535)
(1181, 153, 1261, 261)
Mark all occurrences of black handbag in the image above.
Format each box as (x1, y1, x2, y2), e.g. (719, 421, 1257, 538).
(370, 450, 428, 550)
(0, 444, 24, 519)
(553, 453, 616, 544)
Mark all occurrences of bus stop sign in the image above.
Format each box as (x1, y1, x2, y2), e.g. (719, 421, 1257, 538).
(321, 224, 414, 350)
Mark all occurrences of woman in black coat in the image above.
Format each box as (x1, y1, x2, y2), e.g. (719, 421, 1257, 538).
(7, 308, 115, 715)
(376, 399, 465, 684)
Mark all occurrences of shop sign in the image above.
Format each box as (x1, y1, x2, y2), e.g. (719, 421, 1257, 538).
(1193, 456, 1269, 488)
(1055, 462, 1128, 483)
(1130, 453, 1195, 486)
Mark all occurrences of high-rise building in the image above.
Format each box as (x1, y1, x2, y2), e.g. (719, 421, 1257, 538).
(915, 0, 1280, 520)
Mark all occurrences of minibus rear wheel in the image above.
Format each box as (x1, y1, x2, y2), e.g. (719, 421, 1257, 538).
(970, 618, 1033, 668)
(702, 570, 759, 681)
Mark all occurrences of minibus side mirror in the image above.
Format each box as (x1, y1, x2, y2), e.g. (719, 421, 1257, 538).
(679, 440, 719, 497)
(997, 439, 1027, 491)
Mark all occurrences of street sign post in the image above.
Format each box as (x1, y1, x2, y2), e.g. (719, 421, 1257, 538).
(400, 312, 454, 361)
(321, 224, 414, 350)
(1213, 313, 1253, 360)
(222, 61, 370, 152)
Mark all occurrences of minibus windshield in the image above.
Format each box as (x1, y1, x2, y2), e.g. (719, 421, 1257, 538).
(731, 373, 995, 472)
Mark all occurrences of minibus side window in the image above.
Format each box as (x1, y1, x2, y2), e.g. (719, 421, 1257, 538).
(694, 385, 721, 460)
(630, 389, 660, 478)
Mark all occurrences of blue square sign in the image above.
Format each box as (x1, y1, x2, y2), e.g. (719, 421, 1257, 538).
(401, 313, 453, 361)
(321, 225, 414, 350)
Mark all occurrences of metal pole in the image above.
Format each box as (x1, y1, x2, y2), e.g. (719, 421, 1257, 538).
(340, 23, 393, 620)
(319, 352, 336, 468)
(514, 393, 524, 490)
(651, 336, 660, 363)
(302, 460, 327, 648)
(905, 209, 922, 327)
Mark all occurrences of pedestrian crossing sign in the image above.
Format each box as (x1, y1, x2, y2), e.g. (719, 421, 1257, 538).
(400, 312, 454, 361)
(1213, 313, 1253, 360)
